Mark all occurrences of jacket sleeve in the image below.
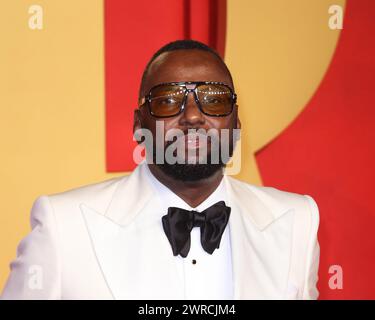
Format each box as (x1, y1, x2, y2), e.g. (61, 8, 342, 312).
(1, 196, 61, 300)
(302, 195, 320, 300)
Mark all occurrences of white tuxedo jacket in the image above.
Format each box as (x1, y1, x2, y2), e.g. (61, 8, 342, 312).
(1, 162, 320, 300)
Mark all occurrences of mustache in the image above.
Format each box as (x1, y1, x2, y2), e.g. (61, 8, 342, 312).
(163, 129, 220, 148)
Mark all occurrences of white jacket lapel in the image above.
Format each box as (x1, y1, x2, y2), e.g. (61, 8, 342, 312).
(80, 199, 184, 299)
(225, 176, 294, 299)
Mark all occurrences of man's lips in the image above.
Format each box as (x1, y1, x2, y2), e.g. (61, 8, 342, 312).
(185, 133, 210, 149)
(171, 132, 211, 150)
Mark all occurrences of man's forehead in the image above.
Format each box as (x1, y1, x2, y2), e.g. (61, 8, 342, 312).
(144, 50, 233, 90)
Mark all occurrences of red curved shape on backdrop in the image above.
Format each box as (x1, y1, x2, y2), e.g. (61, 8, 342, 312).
(105, 0, 226, 172)
(256, 0, 375, 299)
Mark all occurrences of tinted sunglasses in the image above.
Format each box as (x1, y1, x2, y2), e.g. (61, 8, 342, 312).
(138, 81, 237, 118)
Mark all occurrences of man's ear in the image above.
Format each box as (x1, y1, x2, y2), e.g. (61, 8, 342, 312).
(133, 109, 143, 144)
(235, 104, 241, 129)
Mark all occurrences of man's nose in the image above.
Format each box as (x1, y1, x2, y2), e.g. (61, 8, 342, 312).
(179, 91, 205, 126)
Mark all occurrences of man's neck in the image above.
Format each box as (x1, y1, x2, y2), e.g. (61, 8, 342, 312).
(147, 164, 223, 208)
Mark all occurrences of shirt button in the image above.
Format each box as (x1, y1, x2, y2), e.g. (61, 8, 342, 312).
(192, 259, 197, 265)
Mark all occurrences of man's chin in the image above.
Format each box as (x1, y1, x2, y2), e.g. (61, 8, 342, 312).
(156, 162, 225, 182)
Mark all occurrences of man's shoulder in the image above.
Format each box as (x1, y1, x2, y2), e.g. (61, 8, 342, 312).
(226, 176, 307, 200)
(226, 176, 319, 216)
(46, 174, 129, 212)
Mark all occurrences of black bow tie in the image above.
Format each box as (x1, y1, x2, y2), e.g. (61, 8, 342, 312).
(162, 201, 231, 258)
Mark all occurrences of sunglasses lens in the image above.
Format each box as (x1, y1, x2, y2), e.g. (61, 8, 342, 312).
(149, 85, 185, 117)
(147, 83, 235, 117)
(196, 84, 233, 116)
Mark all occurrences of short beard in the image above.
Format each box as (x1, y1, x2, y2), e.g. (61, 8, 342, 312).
(157, 162, 225, 182)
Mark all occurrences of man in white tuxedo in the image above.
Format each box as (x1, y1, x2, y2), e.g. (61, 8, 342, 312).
(1, 40, 320, 300)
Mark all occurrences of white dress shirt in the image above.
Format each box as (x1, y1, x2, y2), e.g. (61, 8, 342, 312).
(143, 164, 234, 300)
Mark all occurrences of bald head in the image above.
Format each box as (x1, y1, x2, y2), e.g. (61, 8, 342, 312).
(138, 40, 234, 102)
